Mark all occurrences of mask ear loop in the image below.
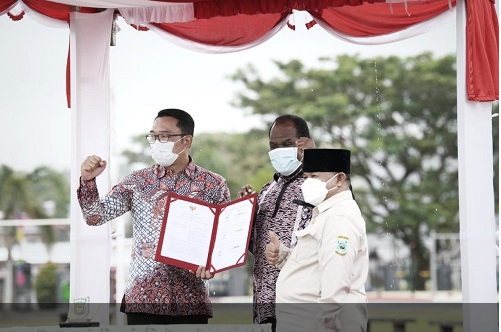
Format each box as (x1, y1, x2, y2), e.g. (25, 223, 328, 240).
(325, 173, 340, 185)
(297, 146, 304, 164)
(173, 136, 187, 156)
(324, 173, 340, 193)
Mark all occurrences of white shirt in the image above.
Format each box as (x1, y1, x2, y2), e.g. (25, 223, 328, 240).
(275, 190, 369, 331)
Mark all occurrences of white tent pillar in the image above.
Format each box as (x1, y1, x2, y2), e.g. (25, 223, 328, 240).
(456, 1, 498, 331)
(69, 9, 114, 325)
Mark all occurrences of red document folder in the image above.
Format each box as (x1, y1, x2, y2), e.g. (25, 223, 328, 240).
(155, 192, 257, 274)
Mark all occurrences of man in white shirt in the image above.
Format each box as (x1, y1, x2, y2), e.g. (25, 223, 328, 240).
(266, 149, 369, 332)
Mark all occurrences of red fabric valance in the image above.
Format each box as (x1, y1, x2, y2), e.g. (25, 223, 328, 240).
(1, 0, 499, 102)
(309, 0, 455, 36)
(22, 0, 99, 21)
(149, 1, 454, 48)
(189, 0, 389, 19)
(0, 0, 17, 14)
(153, 12, 289, 47)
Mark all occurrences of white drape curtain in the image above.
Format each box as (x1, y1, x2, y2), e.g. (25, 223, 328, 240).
(69, 9, 114, 323)
(119, 3, 194, 25)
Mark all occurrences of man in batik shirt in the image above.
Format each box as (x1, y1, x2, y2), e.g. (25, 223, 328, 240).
(78, 108, 231, 325)
(238, 114, 315, 332)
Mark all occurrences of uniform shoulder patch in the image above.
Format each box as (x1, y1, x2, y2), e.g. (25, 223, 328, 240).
(335, 236, 349, 255)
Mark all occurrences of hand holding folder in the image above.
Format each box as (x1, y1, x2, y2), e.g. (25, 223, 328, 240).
(155, 192, 257, 274)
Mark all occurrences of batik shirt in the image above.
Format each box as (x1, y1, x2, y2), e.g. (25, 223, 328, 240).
(77, 160, 231, 317)
(251, 170, 313, 324)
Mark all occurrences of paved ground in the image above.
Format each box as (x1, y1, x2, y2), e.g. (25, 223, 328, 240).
(0, 291, 467, 328)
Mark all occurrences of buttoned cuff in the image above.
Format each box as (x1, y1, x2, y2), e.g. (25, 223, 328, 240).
(275, 243, 291, 270)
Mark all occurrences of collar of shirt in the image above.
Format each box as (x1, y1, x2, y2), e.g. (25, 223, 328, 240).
(313, 190, 353, 217)
(153, 156, 197, 179)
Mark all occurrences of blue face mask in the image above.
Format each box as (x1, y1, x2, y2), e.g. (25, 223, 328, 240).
(268, 147, 302, 176)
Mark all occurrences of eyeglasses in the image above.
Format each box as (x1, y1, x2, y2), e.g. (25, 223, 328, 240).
(145, 133, 186, 144)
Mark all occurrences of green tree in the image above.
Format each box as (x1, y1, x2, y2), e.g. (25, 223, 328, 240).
(0, 165, 70, 302)
(0, 166, 47, 220)
(0, 165, 46, 304)
(28, 166, 70, 218)
(228, 52, 483, 290)
(117, 134, 152, 176)
(35, 262, 58, 309)
(191, 131, 273, 197)
(29, 166, 71, 258)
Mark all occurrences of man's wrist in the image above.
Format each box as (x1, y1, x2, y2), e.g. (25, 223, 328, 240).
(80, 176, 96, 183)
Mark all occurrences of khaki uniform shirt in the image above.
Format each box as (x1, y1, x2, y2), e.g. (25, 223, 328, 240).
(275, 190, 369, 331)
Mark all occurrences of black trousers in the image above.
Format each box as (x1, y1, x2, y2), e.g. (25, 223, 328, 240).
(126, 313, 209, 325)
(261, 317, 277, 332)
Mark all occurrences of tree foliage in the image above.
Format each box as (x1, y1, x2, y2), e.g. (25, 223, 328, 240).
(117, 53, 499, 290)
(0, 164, 70, 298)
(28, 167, 70, 218)
(35, 262, 58, 308)
(228, 52, 499, 289)
(0, 165, 69, 220)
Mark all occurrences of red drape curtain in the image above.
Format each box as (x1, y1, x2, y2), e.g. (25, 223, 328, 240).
(189, 0, 388, 19)
(0, 0, 17, 14)
(22, 0, 72, 21)
(22, 0, 99, 21)
(152, 12, 289, 46)
(466, 0, 499, 101)
(151, 0, 499, 101)
(150, 1, 453, 48)
(1, 0, 498, 102)
(309, 0, 455, 36)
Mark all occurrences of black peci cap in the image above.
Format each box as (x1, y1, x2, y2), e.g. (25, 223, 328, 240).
(303, 149, 351, 173)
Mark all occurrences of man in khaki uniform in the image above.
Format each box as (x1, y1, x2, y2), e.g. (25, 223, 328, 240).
(266, 149, 369, 332)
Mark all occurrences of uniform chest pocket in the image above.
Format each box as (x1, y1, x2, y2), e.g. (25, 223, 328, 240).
(292, 232, 319, 263)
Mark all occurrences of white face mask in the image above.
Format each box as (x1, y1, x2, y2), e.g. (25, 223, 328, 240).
(268, 147, 302, 176)
(150, 138, 184, 167)
(300, 174, 339, 206)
